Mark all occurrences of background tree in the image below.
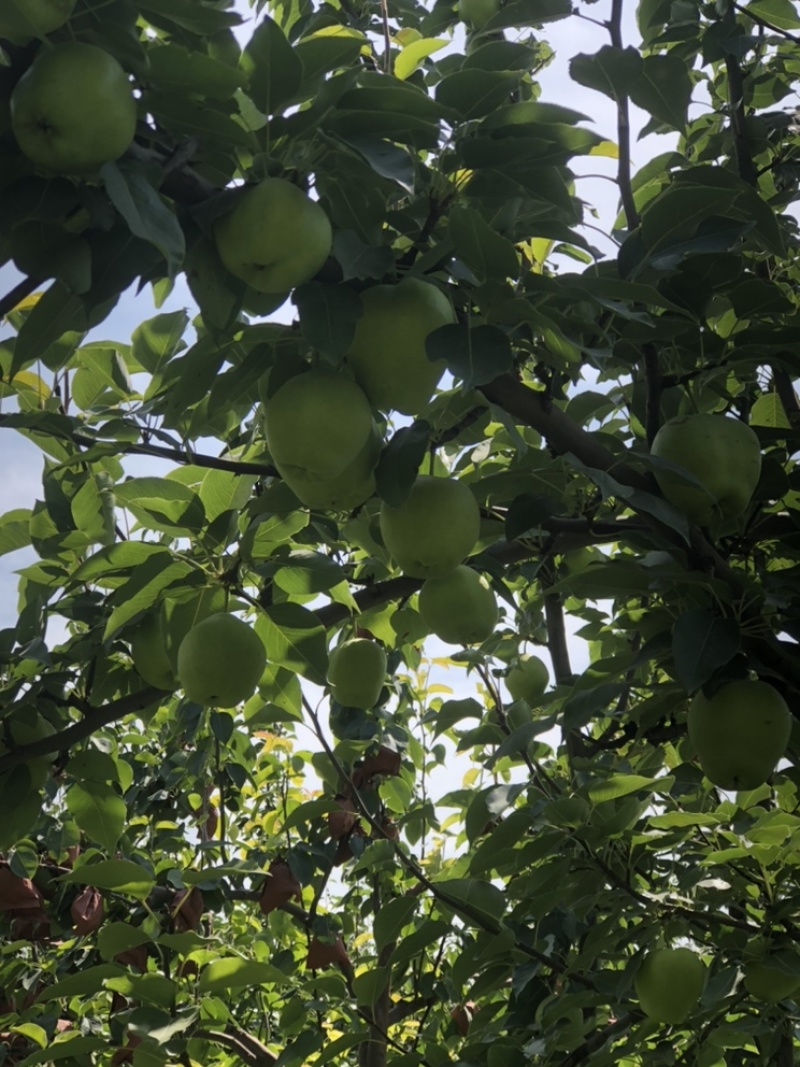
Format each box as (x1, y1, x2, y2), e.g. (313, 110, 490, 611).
(2, 0, 800, 1065)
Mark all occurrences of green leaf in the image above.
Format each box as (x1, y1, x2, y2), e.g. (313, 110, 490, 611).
(293, 282, 363, 356)
(259, 602, 328, 685)
(241, 510, 309, 561)
(569, 46, 642, 101)
(70, 474, 116, 547)
(375, 421, 430, 508)
(114, 477, 206, 536)
(199, 957, 284, 993)
(750, 392, 791, 429)
(199, 467, 256, 523)
(373, 897, 418, 953)
(431, 697, 484, 737)
(148, 44, 244, 99)
(340, 135, 416, 193)
(629, 54, 692, 131)
(745, 0, 800, 28)
(586, 775, 668, 803)
(131, 311, 188, 374)
(332, 231, 395, 281)
(138, 0, 242, 32)
(395, 37, 447, 80)
(672, 608, 740, 694)
(436, 70, 522, 120)
(432, 878, 506, 927)
(15, 1036, 107, 1065)
(106, 974, 176, 1009)
(101, 162, 186, 277)
(449, 206, 520, 282)
(426, 323, 514, 389)
(38, 964, 125, 1002)
(60, 859, 155, 899)
(0, 508, 32, 557)
(103, 550, 194, 640)
(98, 922, 154, 962)
(11, 283, 86, 377)
(65, 781, 125, 854)
(241, 15, 304, 113)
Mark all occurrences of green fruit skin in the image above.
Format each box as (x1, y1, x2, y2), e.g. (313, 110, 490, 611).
(345, 278, 456, 415)
(327, 639, 387, 709)
(0, 0, 75, 43)
(635, 948, 707, 1023)
(280, 423, 382, 511)
(418, 565, 498, 645)
(380, 475, 480, 579)
(177, 614, 267, 708)
(130, 614, 176, 691)
(163, 587, 227, 672)
(687, 679, 791, 791)
(214, 178, 333, 294)
(744, 960, 800, 1003)
(11, 42, 137, 174)
(505, 654, 549, 704)
(266, 371, 373, 484)
(458, 0, 500, 26)
(651, 413, 761, 527)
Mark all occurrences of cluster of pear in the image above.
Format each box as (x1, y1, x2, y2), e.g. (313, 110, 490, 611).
(380, 475, 500, 647)
(130, 591, 266, 709)
(215, 177, 457, 415)
(650, 415, 794, 791)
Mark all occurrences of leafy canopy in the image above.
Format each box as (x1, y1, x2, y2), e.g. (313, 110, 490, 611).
(2, 0, 800, 1064)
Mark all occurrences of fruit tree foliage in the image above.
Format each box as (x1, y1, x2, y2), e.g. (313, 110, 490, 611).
(2, 0, 800, 1064)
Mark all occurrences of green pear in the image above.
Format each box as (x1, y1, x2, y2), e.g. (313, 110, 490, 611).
(327, 639, 387, 709)
(214, 178, 332, 294)
(265, 371, 373, 484)
(380, 475, 480, 579)
(130, 614, 176, 691)
(687, 679, 791, 791)
(345, 278, 456, 415)
(281, 423, 382, 511)
(177, 614, 266, 708)
(651, 413, 761, 528)
(0, 0, 75, 43)
(505, 654, 549, 704)
(635, 948, 706, 1023)
(11, 42, 137, 174)
(418, 565, 498, 645)
(743, 939, 800, 1003)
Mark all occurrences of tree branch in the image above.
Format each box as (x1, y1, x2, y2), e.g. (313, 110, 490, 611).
(479, 375, 650, 490)
(0, 275, 40, 321)
(0, 686, 164, 775)
(193, 1027, 276, 1066)
(607, 0, 640, 230)
(731, 0, 800, 41)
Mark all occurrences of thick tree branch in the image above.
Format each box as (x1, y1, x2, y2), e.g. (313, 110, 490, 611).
(479, 375, 650, 490)
(0, 687, 164, 776)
